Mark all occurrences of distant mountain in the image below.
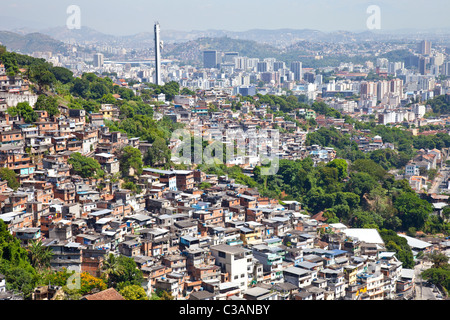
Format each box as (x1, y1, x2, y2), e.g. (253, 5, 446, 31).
(163, 36, 281, 64)
(0, 15, 51, 33)
(11, 24, 450, 50)
(0, 31, 66, 54)
(41, 26, 117, 44)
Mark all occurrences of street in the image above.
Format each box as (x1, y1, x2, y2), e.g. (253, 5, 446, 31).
(413, 261, 442, 300)
(428, 148, 449, 195)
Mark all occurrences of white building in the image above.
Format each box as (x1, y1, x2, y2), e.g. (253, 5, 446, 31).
(210, 244, 254, 291)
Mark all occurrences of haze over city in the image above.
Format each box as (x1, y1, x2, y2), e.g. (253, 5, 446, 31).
(1, 0, 450, 36)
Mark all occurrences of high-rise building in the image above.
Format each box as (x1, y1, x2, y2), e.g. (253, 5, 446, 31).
(418, 40, 432, 55)
(377, 80, 390, 101)
(388, 62, 404, 75)
(273, 61, 285, 71)
(419, 56, 428, 75)
(93, 53, 104, 68)
(203, 50, 218, 69)
(376, 58, 389, 68)
(390, 78, 403, 99)
(234, 56, 247, 70)
(257, 61, 268, 73)
(223, 52, 239, 63)
(290, 61, 303, 81)
(263, 58, 276, 72)
(445, 61, 450, 76)
(247, 58, 259, 70)
(154, 22, 162, 85)
(360, 81, 377, 99)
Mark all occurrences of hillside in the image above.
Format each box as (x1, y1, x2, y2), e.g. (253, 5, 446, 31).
(0, 31, 66, 54)
(164, 36, 282, 65)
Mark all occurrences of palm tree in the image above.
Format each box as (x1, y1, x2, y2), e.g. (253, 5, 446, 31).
(27, 240, 53, 271)
(102, 253, 124, 286)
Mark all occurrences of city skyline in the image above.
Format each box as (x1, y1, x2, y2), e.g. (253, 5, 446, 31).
(1, 0, 450, 36)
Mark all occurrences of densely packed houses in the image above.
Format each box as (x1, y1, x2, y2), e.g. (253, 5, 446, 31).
(0, 81, 443, 301)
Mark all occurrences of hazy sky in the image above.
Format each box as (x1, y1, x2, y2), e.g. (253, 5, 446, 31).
(2, 0, 450, 35)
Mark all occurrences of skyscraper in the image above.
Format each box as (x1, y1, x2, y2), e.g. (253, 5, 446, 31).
(203, 50, 218, 69)
(418, 40, 432, 55)
(257, 61, 268, 73)
(154, 22, 162, 85)
(290, 61, 303, 81)
(273, 61, 285, 71)
(419, 56, 428, 75)
(93, 53, 104, 68)
(445, 61, 450, 76)
(223, 52, 239, 63)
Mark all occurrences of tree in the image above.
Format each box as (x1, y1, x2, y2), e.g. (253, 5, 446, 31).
(154, 288, 174, 300)
(0, 167, 19, 190)
(50, 66, 73, 84)
(5, 267, 37, 298)
(8, 102, 38, 123)
(317, 166, 339, 191)
(120, 285, 149, 300)
(180, 87, 196, 96)
(394, 192, 433, 230)
(71, 78, 90, 97)
(119, 146, 143, 177)
(0, 220, 38, 298)
(68, 152, 104, 178)
(30, 64, 56, 92)
(102, 254, 143, 290)
(426, 251, 449, 269)
(89, 82, 110, 100)
(198, 182, 212, 189)
(69, 272, 107, 296)
(379, 229, 415, 268)
(144, 137, 171, 167)
(102, 253, 124, 287)
(27, 240, 53, 271)
(345, 172, 379, 197)
(121, 181, 140, 194)
(350, 159, 387, 181)
(35, 94, 60, 117)
(327, 159, 348, 180)
(422, 267, 450, 292)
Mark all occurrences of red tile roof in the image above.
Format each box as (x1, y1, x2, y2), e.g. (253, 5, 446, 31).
(82, 288, 126, 300)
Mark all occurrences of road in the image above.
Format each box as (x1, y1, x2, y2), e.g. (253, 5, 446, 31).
(413, 261, 441, 300)
(429, 169, 447, 194)
(429, 148, 449, 194)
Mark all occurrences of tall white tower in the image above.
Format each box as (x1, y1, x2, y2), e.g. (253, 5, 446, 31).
(154, 22, 163, 86)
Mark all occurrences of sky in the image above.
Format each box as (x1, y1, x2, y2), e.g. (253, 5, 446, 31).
(1, 0, 450, 36)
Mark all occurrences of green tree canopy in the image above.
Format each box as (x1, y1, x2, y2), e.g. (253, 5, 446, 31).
(144, 136, 171, 168)
(68, 152, 104, 178)
(120, 285, 149, 300)
(7, 102, 38, 123)
(119, 146, 143, 177)
(35, 94, 60, 117)
(394, 192, 433, 231)
(0, 167, 19, 190)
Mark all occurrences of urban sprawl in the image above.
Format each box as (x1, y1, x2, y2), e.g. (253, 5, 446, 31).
(0, 23, 450, 301)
